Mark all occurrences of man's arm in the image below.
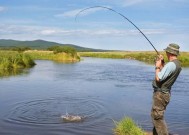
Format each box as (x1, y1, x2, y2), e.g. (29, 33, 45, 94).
(155, 55, 164, 82)
(155, 67, 161, 81)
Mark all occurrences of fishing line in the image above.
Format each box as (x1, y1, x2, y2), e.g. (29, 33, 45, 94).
(75, 6, 160, 55)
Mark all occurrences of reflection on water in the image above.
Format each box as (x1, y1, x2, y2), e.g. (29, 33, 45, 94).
(0, 68, 30, 78)
(0, 58, 189, 135)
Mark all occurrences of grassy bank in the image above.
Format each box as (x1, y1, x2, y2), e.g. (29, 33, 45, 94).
(25, 50, 80, 62)
(0, 51, 36, 70)
(0, 50, 80, 77)
(113, 117, 146, 135)
(79, 51, 189, 67)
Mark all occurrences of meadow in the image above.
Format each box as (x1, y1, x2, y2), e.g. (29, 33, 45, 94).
(79, 51, 189, 67)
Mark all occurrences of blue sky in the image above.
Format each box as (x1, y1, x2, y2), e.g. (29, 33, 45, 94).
(0, 0, 189, 51)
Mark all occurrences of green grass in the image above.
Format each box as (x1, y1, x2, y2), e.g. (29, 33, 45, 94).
(0, 51, 36, 70)
(0, 50, 80, 77)
(178, 52, 189, 67)
(0, 50, 81, 62)
(79, 51, 189, 67)
(113, 117, 146, 135)
(25, 50, 80, 62)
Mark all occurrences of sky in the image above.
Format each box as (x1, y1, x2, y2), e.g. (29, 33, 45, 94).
(0, 0, 189, 51)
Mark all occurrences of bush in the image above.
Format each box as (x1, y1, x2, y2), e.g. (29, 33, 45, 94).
(47, 45, 60, 51)
(12, 46, 31, 52)
(47, 45, 77, 56)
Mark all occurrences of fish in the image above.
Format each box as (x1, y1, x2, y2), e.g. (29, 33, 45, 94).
(61, 114, 84, 122)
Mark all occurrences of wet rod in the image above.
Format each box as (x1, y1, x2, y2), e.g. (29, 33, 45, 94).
(75, 6, 159, 55)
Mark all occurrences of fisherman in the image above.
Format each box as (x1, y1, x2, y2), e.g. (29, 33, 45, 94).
(151, 43, 182, 135)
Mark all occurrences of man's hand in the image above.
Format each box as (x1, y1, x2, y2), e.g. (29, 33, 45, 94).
(155, 55, 164, 69)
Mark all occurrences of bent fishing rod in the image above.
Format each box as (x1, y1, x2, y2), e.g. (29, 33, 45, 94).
(75, 6, 160, 55)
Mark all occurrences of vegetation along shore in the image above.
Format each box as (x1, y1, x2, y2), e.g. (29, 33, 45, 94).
(25, 50, 80, 62)
(0, 51, 36, 70)
(0, 46, 80, 70)
(79, 51, 189, 67)
(0, 46, 80, 77)
(113, 117, 146, 135)
(0, 51, 36, 77)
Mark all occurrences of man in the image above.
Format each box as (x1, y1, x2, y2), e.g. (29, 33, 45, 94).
(151, 43, 182, 135)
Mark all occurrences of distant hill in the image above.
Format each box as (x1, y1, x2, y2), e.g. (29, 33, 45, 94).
(0, 39, 106, 52)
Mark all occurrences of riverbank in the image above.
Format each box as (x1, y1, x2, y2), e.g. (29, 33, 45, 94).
(79, 51, 189, 67)
(0, 50, 80, 69)
(0, 51, 36, 70)
(0, 50, 80, 77)
(25, 50, 80, 62)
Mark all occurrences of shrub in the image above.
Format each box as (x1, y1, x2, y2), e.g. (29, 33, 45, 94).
(12, 46, 31, 52)
(47, 45, 60, 51)
(47, 45, 77, 56)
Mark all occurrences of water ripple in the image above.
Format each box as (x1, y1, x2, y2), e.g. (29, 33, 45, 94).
(4, 96, 109, 127)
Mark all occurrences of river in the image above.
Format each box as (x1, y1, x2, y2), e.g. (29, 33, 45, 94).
(0, 57, 189, 135)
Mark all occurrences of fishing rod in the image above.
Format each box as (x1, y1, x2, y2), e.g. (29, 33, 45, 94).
(75, 6, 160, 55)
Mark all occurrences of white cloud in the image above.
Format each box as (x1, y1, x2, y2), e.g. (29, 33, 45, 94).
(141, 29, 166, 34)
(40, 29, 57, 35)
(1, 24, 188, 51)
(0, 23, 167, 38)
(0, 24, 78, 37)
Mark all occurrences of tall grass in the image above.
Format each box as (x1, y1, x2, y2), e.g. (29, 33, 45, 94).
(179, 52, 189, 67)
(0, 50, 80, 77)
(25, 50, 80, 62)
(113, 117, 146, 135)
(0, 51, 36, 70)
(0, 50, 80, 70)
(79, 51, 189, 67)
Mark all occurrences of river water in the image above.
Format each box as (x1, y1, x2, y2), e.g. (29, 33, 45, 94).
(0, 57, 189, 135)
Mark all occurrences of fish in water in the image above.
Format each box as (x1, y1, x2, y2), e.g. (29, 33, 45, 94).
(61, 114, 84, 122)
